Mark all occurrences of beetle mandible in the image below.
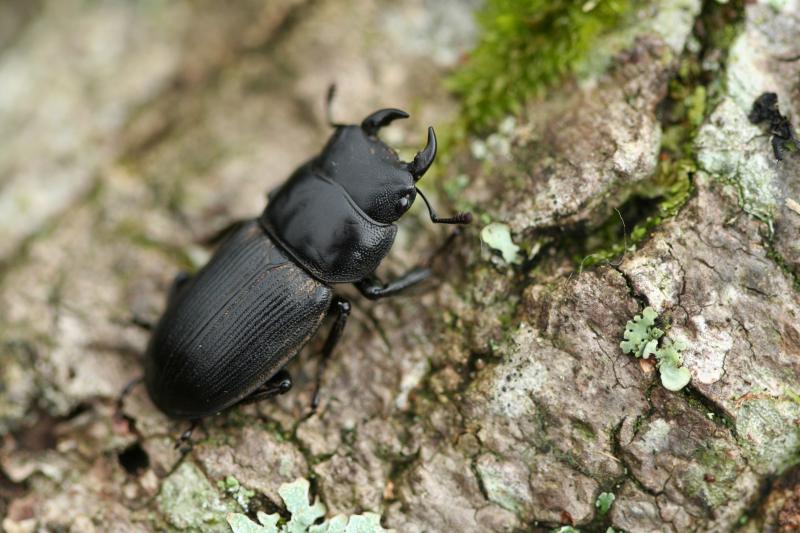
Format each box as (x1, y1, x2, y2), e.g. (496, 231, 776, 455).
(142, 87, 471, 426)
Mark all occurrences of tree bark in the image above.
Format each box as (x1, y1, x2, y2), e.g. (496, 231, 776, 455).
(1, 1, 798, 532)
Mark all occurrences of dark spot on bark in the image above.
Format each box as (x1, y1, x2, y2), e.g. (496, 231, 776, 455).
(118, 442, 149, 475)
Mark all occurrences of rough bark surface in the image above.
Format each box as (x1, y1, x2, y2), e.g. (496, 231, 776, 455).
(1, 1, 798, 532)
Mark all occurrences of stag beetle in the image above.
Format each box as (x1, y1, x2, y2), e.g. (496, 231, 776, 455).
(140, 87, 471, 428)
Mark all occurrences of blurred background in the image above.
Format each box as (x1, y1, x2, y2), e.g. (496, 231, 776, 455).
(0, 0, 481, 262)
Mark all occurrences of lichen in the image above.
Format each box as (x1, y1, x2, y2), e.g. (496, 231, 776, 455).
(735, 399, 800, 475)
(595, 492, 615, 515)
(158, 462, 238, 532)
(620, 307, 691, 391)
(227, 478, 389, 533)
(219, 476, 256, 512)
(481, 222, 523, 265)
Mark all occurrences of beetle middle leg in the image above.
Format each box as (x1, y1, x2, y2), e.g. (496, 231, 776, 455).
(174, 418, 201, 454)
(311, 297, 351, 410)
(356, 268, 431, 300)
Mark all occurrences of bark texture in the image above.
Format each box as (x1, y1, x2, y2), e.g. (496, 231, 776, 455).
(0, 1, 798, 532)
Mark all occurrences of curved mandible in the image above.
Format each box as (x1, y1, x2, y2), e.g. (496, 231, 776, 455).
(361, 108, 409, 136)
(407, 126, 437, 180)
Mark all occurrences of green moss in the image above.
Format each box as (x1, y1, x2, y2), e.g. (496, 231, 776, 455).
(448, 0, 634, 133)
(571, 0, 745, 269)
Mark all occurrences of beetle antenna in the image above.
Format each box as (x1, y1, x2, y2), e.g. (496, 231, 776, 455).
(326, 84, 343, 128)
(415, 187, 472, 225)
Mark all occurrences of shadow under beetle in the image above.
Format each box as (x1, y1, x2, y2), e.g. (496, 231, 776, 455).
(142, 87, 471, 425)
(749, 92, 800, 160)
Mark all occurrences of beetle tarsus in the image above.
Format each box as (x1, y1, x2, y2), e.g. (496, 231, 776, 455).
(130, 315, 154, 331)
(311, 297, 351, 411)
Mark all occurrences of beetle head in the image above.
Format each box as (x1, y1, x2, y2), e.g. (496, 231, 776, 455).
(316, 108, 436, 224)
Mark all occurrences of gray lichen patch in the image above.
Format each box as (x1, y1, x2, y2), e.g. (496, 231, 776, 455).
(157, 461, 238, 532)
(735, 398, 800, 475)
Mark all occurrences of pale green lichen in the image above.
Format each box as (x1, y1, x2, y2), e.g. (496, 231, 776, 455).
(227, 479, 389, 533)
(481, 222, 522, 264)
(595, 491, 615, 515)
(158, 462, 238, 532)
(219, 476, 256, 512)
(620, 307, 691, 391)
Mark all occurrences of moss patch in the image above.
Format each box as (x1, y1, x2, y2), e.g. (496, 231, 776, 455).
(448, 0, 633, 133)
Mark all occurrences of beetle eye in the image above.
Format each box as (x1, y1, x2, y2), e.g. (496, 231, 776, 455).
(395, 192, 414, 217)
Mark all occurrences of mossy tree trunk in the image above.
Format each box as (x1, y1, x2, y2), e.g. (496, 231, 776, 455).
(1, 1, 799, 532)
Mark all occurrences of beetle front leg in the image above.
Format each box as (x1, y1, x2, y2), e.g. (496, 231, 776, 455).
(356, 267, 431, 300)
(311, 297, 351, 410)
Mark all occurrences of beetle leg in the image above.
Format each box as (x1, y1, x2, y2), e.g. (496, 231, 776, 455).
(174, 419, 201, 454)
(356, 267, 431, 300)
(238, 369, 293, 405)
(116, 375, 144, 412)
(325, 84, 344, 128)
(311, 297, 351, 410)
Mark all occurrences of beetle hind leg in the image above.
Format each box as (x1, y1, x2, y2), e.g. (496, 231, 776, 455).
(238, 369, 293, 406)
(174, 419, 202, 454)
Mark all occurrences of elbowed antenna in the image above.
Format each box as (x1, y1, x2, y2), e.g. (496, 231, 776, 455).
(325, 84, 344, 128)
(361, 108, 410, 136)
(407, 127, 437, 180)
(416, 187, 472, 225)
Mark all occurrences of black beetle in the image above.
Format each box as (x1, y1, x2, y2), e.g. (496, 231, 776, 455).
(141, 88, 471, 426)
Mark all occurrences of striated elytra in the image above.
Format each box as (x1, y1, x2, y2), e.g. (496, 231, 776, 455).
(143, 87, 471, 421)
